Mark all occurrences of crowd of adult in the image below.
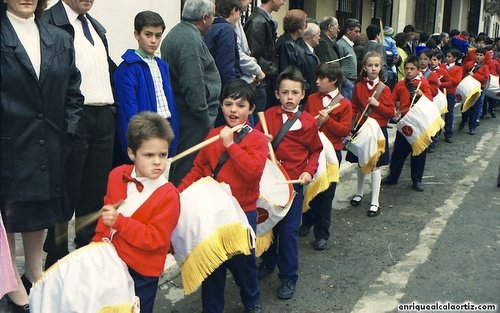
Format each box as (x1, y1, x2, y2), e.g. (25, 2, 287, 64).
(1, 0, 499, 312)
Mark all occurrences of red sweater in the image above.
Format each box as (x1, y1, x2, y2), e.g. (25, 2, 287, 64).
(256, 107, 322, 180)
(392, 77, 432, 117)
(464, 61, 490, 88)
(303, 92, 352, 150)
(178, 125, 268, 212)
(93, 165, 180, 277)
(463, 49, 492, 68)
(351, 81, 395, 127)
(440, 64, 463, 94)
(421, 68, 440, 97)
(432, 65, 450, 93)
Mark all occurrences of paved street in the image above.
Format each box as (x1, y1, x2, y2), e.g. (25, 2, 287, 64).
(1, 109, 499, 313)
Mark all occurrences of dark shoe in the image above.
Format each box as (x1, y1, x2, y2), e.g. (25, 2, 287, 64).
(20, 274, 32, 295)
(427, 144, 435, 153)
(246, 304, 262, 313)
(381, 176, 397, 185)
(476, 119, 480, 126)
(412, 182, 424, 192)
(6, 296, 29, 313)
(257, 263, 274, 280)
(458, 121, 465, 131)
(350, 194, 363, 206)
(298, 225, 310, 237)
(277, 279, 296, 300)
(469, 129, 476, 135)
(313, 239, 327, 250)
(367, 204, 380, 217)
(490, 110, 496, 118)
(444, 137, 453, 143)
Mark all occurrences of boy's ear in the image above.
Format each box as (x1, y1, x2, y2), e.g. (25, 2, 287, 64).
(248, 103, 256, 114)
(300, 90, 305, 100)
(134, 30, 140, 40)
(274, 90, 280, 100)
(127, 148, 136, 161)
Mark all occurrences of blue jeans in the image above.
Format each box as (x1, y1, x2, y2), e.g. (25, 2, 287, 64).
(444, 93, 455, 138)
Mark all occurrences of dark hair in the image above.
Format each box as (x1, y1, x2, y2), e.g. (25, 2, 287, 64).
(418, 49, 434, 59)
(134, 11, 166, 33)
(283, 9, 307, 33)
(446, 49, 462, 60)
(426, 38, 437, 49)
(419, 32, 429, 43)
(366, 24, 380, 40)
(432, 51, 443, 60)
(276, 66, 306, 90)
(340, 18, 360, 36)
(126, 112, 174, 153)
(430, 34, 442, 46)
(316, 62, 343, 85)
(221, 79, 257, 104)
(403, 24, 416, 33)
(449, 29, 460, 37)
(475, 47, 486, 55)
(475, 35, 486, 44)
(405, 55, 420, 69)
(319, 16, 334, 32)
(216, 0, 242, 18)
(394, 32, 407, 48)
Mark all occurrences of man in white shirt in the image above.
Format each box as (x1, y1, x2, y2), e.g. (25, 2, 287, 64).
(42, 0, 116, 269)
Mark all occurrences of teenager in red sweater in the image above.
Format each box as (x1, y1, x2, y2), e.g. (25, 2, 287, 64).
(255, 67, 322, 300)
(439, 49, 463, 143)
(459, 47, 490, 135)
(419, 49, 440, 97)
(301, 63, 352, 250)
(346, 51, 395, 216)
(178, 79, 267, 313)
(428, 51, 450, 151)
(382, 56, 432, 192)
(93, 112, 181, 313)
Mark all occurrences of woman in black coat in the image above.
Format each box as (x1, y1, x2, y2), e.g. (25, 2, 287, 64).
(0, 0, 83, 310)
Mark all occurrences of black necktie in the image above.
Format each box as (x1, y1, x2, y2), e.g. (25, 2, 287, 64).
(77, 14, 94, 45)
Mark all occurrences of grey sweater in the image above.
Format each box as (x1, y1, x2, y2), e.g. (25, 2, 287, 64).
(336, 36, 357, 80)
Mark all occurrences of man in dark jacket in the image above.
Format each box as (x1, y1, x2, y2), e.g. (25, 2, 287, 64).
(315, 16, 340, 63)
(299, 22, 321, 98)
(41, 0, 117, 269)
(244, 0, 284, 108)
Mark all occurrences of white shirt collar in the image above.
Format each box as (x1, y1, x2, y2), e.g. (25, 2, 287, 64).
(342, 35, 354, 47)
(62, 1, 80, 25)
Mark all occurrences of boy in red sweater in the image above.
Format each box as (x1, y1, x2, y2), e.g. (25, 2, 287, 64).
(255, 67, 322, 300)
(93, 112, 181, 313)
(178, 79, 267, 313)
(347, 51, 395, 216)
(382, 56, 432, 192)
(460, 47, 490, 135)
(428, 51, 450, 151)
(419, 49, 440, 97)
(300, 63, 352, 250)
(439, 49, 463, 142)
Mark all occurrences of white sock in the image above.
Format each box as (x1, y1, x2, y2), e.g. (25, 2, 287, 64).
(371, 168, 381, 207)
(356, 167, 365, 197)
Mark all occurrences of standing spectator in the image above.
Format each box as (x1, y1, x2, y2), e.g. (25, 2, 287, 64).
(441, 32, 451, 56)
(403, 24, 417, 55)
(234, 0, 266, 122)
(362, 24, 388, 82)
(299, 22, 321, 98)
(112, 11, 180, 165)
(276, 10, 307, 75)
(244, 0, 285, 109)
(315, 16, 340, 63)
(1, 0, 83, 310)
(395, 32, 409, 81)
(42, 0, 117, 269)
(337, 18, 361, 99)
(430, 33, 446, 61)
(204, 0, 243, 127)
(160, 0, 221, 186)
(450, 30, 469, 64)
(383, 26, 400, 89)
(415, 32, 430, 56)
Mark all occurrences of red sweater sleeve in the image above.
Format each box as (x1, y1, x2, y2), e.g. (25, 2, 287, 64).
(426, 71, 440, 97)
(472, 65, 490, 86)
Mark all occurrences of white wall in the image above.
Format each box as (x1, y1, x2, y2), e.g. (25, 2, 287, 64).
(47, 0, 181, 64)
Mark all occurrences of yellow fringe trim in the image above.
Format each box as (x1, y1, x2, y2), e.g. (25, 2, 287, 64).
(410, 117, 445, 156)
(461, 88, 481, 112)
(302, 162, 339, 212)
(98, 304, 135, 313)
(359, 139, 386, 174)
(255, 230, 273, 257)
(180, 222, 252, 295)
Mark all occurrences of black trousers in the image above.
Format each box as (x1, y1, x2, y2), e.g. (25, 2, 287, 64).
(388, 131, 427, 184)
(44, 105, 115, 262)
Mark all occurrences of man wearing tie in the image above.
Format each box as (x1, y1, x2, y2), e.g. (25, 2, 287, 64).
(42, 0, 116, 269)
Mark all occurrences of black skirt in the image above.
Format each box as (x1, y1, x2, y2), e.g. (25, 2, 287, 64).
(345, 125, 391, 167)
(0, 198, 64, 233)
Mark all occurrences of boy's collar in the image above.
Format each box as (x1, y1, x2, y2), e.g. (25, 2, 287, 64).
(135, 49, 154, 59)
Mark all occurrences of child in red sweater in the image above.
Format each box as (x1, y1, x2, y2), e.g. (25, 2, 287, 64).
(460, 47, 490, 135)
(440, 49, 463, 142)
(178, 79, 268, 313)
(347, 51, 395, 216)
(428, 51, 450, 151)
(93, 112, 181, 313)
(419, 49, 440, 97)
(255, 67, 322, 300)
(382, 56, 432, 192)
(301, 63, 352, 249)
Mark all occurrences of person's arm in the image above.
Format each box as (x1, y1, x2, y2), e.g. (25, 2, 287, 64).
(213, 26, 240, 83)
(374, 87, 396, 119)
(244, 18, 276, 76)
(472, 65, 490, 84)
(224, 130, 268, 182)
(303, 120, 323, 178)
(320, 99, 353, 138)
(235, 23, 263, 79)
(65, 40, 84, 136)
